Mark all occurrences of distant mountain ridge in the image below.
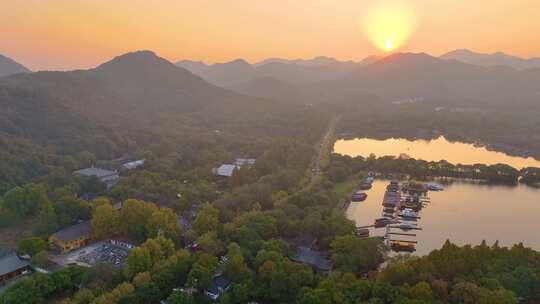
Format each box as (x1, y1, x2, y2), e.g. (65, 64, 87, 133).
(440, 49, 540, 70)
(315, 52, 540, 108)
(177, 51, 540, 108)
(176, 56, 376, 88)
(0, 54, 30, 77)
(0, 50, 276, 156)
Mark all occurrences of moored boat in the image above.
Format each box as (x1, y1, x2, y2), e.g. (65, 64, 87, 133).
(357, 182, 372, 190)
(351, 191, 368, 202)
(399, 209, 418, 218)
(398, 222, 417, 230)
(426, 183, 444, 191)
(374, 217, 393, 227)
(390, 241, 416, 252)
(356, 228, 370, 237)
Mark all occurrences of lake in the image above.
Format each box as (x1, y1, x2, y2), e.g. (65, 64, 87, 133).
(333, 136, 540, 169)
(346, 179, 540, 255)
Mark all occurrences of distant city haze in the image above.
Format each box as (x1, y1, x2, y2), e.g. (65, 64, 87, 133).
(2, 0, 540, 70)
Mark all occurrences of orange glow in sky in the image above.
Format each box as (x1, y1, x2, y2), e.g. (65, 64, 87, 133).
(363, 0, 417, 52)
(2, 0, 540, 70)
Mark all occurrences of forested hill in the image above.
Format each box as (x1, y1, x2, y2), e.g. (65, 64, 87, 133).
(0, 54, 30, 78)
(0, 51, 310, 154)
(0, 51, 265, 127)
(0, 51, 326, 192)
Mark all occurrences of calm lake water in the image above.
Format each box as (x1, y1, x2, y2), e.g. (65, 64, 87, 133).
(346, 179, 540, 255)
(334, 136, 540, 169)
(336, 136, 540, 255)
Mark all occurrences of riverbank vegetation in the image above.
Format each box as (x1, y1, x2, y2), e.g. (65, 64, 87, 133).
(328, 153, 538, 185)
(338, 103, 540, 162)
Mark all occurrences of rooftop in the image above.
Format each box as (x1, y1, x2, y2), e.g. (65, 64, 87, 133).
(51, 221, 93, 243)
(122, 159, 145, 170)
(206, 275, 231, 296)
(234, 158, 256, 166)
(74, 167, 117, 178)
(215, 164, 237, 177)
(0, 253, 29, 276)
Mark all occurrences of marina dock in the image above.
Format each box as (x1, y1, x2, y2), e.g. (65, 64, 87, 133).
(353, 179, 434, 253)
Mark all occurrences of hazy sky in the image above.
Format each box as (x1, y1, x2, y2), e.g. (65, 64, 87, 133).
(2, 0, 540, 70)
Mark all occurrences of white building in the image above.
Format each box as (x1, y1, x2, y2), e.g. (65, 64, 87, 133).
(122, 159, 145, 170)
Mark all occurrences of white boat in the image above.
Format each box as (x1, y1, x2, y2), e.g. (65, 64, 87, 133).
(399, 223, 417, 230)
(426, 183, 444, 191)
(399, 209, 418, 218)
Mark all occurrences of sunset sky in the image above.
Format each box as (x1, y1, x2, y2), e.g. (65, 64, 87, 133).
(2, 0, 540, 71)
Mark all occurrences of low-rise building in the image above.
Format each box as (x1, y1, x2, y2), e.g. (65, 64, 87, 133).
(49, 221, 94, 254)
(213, 158, 256, 178)
(205, 276, 231, 300)
(213, 164, 238, 177)
(74, 167, 119, 188)
(0, 252, 31, 285)
(233, 158, 256, 166)
(121, 159, 145, 170)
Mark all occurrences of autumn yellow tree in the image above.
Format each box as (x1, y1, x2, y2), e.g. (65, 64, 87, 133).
(192, 203, 219, 236)
(145, 207, 180, 241)
(91, 204, 120, 238)
(119, 199, 157, 241)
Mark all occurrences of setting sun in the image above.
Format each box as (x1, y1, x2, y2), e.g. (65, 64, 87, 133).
(385, 39, 394, 51)
(363, 0, 417, 52)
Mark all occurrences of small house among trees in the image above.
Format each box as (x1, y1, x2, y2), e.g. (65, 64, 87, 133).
(204, 275, 231, 300)
(0, 252, 31, 285)
(213, 158, 256, 177)
(49, 221, 94, 254)
(213, 164, 237, 177)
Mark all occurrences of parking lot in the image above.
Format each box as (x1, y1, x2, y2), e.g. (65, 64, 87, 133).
(51, 240, 132, 268)
(76, 243, 129, 267)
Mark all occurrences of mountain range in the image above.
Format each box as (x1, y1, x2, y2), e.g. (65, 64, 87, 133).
(1, 48, 539, 163)
(313, 52, 540, 108)
(176, 49, 540, 92)
(177, 51, 540, 109)
(440, 49, 540, 70)
(0, 54, 30, 77)
(176, 56, 379, 88)
(0, 51, 283, 158)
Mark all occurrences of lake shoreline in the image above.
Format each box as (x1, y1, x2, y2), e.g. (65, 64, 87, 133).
(346, 178, 540, 255)
(337, 133, 540, 163)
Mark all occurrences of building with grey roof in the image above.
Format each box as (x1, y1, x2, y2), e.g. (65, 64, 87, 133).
(214, 164, 237, 177)
(0, 252, 31, 284)
(74, 167, 119, 188)
(205, 275, 231, 300)
(213, 158, 256, 178)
